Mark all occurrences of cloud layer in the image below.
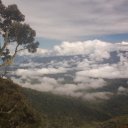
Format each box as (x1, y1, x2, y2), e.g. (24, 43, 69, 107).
(3, 0, 128, 40)
(10, 40, 128, 100)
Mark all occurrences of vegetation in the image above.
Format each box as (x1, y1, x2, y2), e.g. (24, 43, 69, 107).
(23, 87, 128, 128)
(0, 78, 41, 128)
(0, 0, 39, 76)
(98, 116, 128, 128)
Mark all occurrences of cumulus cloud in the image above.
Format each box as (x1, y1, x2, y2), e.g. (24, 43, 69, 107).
(53, 40, 113, 60)
(75, 63, 128, 79)
(72, 40, 128, 79)
(12, 75, 112, 100)
(3, 0, 128, 40)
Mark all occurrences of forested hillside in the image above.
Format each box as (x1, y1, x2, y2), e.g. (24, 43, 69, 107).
(0, 78, 41, 128)
(23, 86, 128, 128)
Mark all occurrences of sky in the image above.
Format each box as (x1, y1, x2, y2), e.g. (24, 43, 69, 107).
(3, 0, 128, 48)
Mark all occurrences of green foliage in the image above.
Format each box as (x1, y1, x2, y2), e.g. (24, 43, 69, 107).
(22, 86, 128, 128)
(98, 116, 128, 128)
(8, 22, 39, 53)
(0, 0, 39, 71)
(0, 2, 24, 32)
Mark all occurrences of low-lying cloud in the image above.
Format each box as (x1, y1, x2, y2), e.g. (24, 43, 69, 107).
(11, 40, 128, 100)
(15, 67, 67, 77)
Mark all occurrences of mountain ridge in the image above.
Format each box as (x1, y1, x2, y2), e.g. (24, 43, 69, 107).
(0, 78, 41, 128)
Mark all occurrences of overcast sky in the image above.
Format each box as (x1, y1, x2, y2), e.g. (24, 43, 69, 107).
(3, 0, 128, 48)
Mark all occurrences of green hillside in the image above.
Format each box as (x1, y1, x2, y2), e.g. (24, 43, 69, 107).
(22, 87, 128, 128)
(98, 116, 128, 128)
(23, 88, 111, 128)
(0, 78, 41, 128)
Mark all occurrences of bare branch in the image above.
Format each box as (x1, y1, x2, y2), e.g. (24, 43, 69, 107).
(0, 103, 18, 114)
(0, 31, 8, 55)
(17, 48, 27, 52)
(12, 44, 19, 58)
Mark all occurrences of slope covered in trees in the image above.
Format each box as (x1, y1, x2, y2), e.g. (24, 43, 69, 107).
(23, 86, 128, 128)
(0, 78, 41, 128)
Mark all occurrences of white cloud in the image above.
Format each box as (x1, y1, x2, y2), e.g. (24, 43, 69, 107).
(14, 67, 67, 77)
(74, 78, 107, 89)
(75, 62, 128, 79)
(19, 77, 59, 92)
(53, 40, 113, 60)
(13, 75, 112, 100)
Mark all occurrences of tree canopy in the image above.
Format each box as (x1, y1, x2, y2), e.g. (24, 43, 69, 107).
(0, 0, 39, 69)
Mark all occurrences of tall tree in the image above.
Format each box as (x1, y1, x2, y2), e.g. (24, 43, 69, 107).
(0, 0, 39, 68)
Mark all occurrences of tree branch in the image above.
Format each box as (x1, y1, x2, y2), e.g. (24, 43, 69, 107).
(0, 62, 6, 67)
(0, 103, 18, 114)
(0, 44, 21, 68)
(12, 44, 20, 58)
(0, 31, 9, 55)
(17, 48, 27, 52)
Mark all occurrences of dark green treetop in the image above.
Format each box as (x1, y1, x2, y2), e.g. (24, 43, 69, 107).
(0, 0, 39, 67)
